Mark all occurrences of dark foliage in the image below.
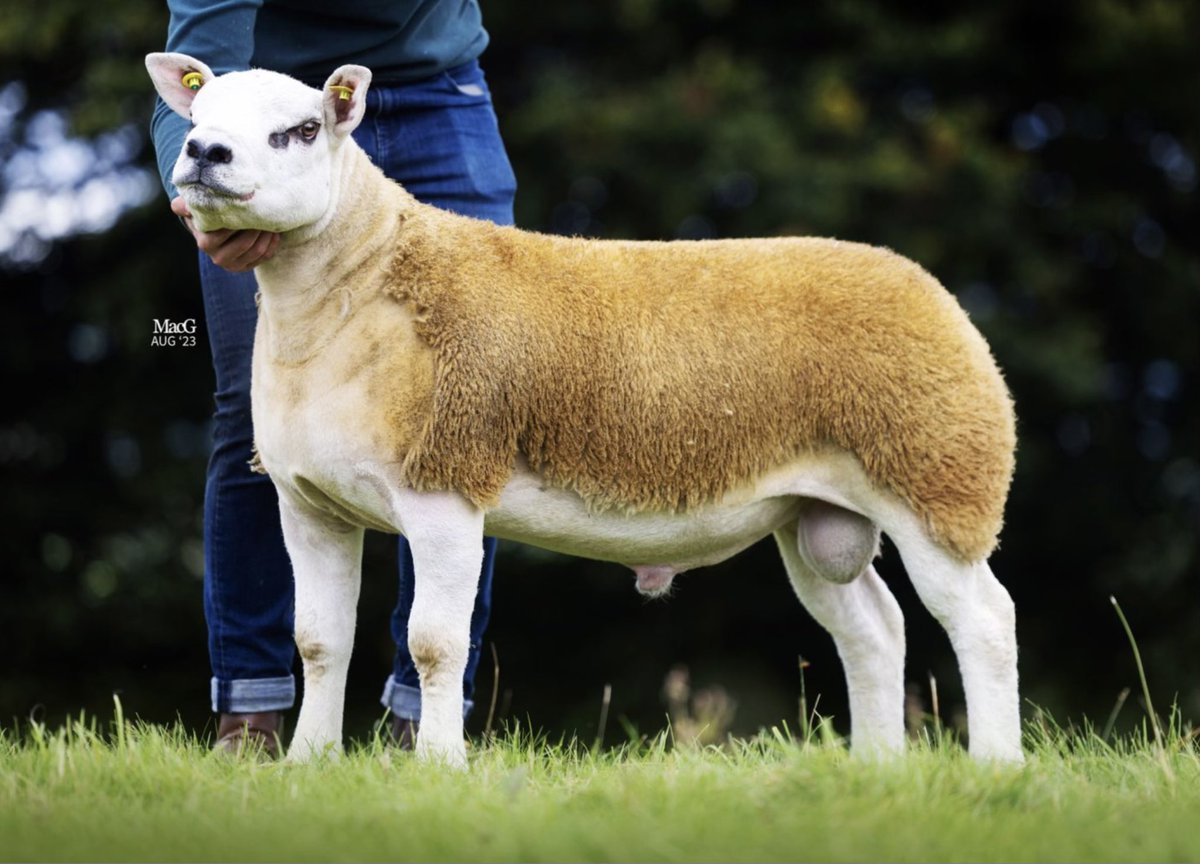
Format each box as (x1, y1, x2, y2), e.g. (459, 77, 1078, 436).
(2, 0, 1197, 743)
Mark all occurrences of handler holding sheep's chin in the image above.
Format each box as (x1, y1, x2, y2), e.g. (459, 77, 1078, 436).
(149, 0, 515, 755)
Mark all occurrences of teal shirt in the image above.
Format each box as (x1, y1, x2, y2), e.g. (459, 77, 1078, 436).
(151, 0, 489, 197)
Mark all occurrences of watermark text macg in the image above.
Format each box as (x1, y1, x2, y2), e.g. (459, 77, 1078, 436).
(151, 318, 198, 347)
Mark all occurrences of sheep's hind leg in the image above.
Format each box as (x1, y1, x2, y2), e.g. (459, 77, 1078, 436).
(890, 526, 1022, 763)
(775, 505, 905, 758)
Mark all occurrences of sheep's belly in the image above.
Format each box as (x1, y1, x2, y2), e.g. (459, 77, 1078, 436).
(485, 468, 802, 570)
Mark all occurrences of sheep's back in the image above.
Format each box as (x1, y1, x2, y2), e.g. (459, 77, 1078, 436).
(388, 213, 1015, 562)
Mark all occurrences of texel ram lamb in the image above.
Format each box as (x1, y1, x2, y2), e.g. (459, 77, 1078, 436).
(147, 53, 1021, 768)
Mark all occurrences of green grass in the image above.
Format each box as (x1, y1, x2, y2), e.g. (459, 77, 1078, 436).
(2, 709, 1199, 862)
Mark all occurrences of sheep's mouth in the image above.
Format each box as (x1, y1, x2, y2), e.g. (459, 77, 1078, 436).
(178, 176, 256, 203)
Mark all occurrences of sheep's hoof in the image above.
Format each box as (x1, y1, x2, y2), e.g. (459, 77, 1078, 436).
(415, 736, 469, 771)
(970, 744, 1025, 766)
(285, 739, 342, 764)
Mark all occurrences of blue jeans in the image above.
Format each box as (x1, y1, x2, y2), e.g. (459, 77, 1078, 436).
(198, 59, 515, 721)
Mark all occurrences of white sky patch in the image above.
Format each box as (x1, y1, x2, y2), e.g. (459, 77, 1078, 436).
(0, 98, 157, 267)
(0, 81, 25, 135)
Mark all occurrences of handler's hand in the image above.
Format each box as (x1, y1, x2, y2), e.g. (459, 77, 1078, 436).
(171, 197, 279, 273)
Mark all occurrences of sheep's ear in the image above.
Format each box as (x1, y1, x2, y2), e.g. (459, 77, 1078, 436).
(322, 64, 372, 138)
(146, 52, 216, 119)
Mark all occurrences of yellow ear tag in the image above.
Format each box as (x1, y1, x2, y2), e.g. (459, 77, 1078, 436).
(182, 72, 205, 91)
(329, 85, 353, 102)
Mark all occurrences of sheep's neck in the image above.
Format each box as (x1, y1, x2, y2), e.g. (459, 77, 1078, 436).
(254, 143, 410, 365)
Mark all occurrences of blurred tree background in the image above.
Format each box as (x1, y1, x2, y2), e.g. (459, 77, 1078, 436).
(2, 0, 1197, 746)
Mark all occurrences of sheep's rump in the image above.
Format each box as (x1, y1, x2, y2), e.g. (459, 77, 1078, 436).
(386, 211, 1016, 562)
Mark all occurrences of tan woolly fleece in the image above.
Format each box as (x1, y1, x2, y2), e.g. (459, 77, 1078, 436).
(379, 198, 1015, 563)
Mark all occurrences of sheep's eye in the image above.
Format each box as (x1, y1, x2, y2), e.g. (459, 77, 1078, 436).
(299, 121, 320, 141)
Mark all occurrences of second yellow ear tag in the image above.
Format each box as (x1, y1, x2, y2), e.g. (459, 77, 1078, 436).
(329, 85, 353, 101)
(182, 71, 204, 91)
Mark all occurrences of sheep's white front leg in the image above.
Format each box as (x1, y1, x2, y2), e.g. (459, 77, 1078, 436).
(393, 488, 484, 769)
(277, 492, 364, 762)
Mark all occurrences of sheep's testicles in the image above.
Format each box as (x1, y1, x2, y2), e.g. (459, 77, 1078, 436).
(795, 499, 881, 585)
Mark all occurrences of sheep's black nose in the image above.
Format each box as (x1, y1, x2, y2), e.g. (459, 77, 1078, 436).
(185, 138, 234, 165)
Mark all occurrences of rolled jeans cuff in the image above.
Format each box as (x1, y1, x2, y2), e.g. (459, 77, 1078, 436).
(211, 675, 295, 714)
(381, 676, 473, 722)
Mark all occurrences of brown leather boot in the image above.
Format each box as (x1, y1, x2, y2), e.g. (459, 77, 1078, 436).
(214, 711, 285, 759)
(389, 716, 419, 751)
